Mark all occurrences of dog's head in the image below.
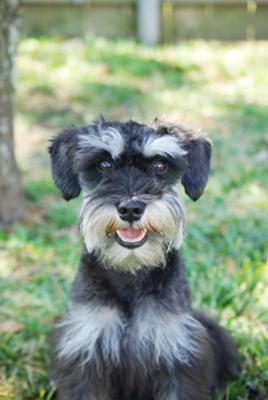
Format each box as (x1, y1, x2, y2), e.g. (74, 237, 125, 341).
(49, 117, 211, 272)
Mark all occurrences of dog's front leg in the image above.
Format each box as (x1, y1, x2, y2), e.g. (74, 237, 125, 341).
(155, 380, 180, 400)
(130, 298, 214, 400)
(55, 365, 109, 400)
(53, 301, 124, 400)
(55, 369, 92, 400)
(155, 375, 211, 400)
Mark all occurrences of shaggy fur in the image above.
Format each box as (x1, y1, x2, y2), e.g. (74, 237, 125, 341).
(49, 117, 241, 400)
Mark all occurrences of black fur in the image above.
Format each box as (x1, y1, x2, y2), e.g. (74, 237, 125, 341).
(49, 117, 240, 400)
(49, 126, 81, 200)
(49, 119, 211, 202)
(181, 136, 212, 201)
(53, 251, 240, 400)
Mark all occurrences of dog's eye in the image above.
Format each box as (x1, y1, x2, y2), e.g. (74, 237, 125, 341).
(151, 160, 167, 172)
(97, 160, 113, 171)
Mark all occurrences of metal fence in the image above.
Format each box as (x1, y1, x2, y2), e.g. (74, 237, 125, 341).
(21, 0, 268, 41)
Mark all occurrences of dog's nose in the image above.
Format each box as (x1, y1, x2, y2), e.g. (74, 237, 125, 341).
(117, 200, 146, 222)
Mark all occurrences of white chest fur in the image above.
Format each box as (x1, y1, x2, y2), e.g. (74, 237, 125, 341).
(56, 301, 206, 366)
(127, 300, 206, 365)
(56, 303, 125, 364)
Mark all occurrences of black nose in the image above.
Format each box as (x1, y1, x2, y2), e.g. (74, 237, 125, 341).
(117, 199, 146, 222)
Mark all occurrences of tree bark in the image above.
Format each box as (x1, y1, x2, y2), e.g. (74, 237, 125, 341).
(0, 0, 24, 225)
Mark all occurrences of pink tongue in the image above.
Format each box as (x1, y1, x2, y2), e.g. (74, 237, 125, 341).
(117, 228, 145, 242)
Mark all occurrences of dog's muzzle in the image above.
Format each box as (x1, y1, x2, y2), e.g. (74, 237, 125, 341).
(114, 199, 147, 248)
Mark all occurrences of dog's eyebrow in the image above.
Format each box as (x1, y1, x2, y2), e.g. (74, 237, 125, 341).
(142, 135, 187, 158)
(79, 127, 124, 160)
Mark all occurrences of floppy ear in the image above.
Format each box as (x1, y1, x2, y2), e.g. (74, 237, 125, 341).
(153, 119, 212, 201)
(181, 135, 212, 201)
(49, 126, 81, 201)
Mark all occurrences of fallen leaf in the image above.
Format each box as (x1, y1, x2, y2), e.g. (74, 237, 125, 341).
(0, 320, 24, 333)
(226, 258, 236, 276)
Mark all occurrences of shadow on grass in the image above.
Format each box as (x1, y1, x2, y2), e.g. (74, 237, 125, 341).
(18, 81, 157, 128)
(17, 38, 202, 129)
(217, 97, 268, 140)
(84, 44, 199, 86)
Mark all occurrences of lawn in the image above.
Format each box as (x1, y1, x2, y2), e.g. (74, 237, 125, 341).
(0, 37, 267, 399)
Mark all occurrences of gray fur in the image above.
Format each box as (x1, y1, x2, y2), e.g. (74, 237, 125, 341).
(79, 126, 124, 160)
(49, 117, 240, 400)
(57, 303, 125, 365)
(142, 134, 187, 159)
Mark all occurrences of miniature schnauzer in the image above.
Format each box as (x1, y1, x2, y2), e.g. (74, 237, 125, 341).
(49, 117, 240, 400)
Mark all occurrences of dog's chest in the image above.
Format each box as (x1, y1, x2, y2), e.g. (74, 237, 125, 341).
(57, 300, 205, 367)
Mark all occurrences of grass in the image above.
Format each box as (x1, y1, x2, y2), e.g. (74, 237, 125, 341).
(0, 36, 268, 399)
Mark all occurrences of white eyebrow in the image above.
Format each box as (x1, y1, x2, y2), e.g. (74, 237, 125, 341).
(79, 127, 124, 160)
(142, 135, 187, 158)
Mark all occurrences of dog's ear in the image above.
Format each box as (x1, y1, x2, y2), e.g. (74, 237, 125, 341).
(153, 119, 212, 201)
(181, 135, 212, 201)
(49, 126, 81, 201)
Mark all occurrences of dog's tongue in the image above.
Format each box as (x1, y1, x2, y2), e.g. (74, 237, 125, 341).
(117, 228, 146, 243)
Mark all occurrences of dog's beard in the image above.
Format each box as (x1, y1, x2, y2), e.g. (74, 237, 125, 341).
(80, 191, 185, 272)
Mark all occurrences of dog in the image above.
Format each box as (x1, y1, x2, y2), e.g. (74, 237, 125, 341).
(49, 116, 241, 400)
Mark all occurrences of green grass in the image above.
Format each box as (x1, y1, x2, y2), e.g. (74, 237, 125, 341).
(1, 37, 268, 399)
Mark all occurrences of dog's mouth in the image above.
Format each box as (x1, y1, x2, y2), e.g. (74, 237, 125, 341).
(115, 228, 147, 249)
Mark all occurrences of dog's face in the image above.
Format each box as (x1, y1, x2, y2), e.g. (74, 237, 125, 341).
(49, 117, 211, 271)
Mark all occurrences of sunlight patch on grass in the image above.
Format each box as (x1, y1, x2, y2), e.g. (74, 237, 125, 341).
(231, 183, 268, 213)
(0, 251, 19, 277)
(0, 373, 16, 399)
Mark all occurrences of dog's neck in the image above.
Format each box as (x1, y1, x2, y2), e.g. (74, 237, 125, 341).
(70, 247, 191, 315)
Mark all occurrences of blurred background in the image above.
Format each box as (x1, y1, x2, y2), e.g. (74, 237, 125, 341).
(0, 0, 267, 399)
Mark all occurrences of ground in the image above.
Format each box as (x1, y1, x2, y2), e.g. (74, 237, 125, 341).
(0, 37, 267, 400)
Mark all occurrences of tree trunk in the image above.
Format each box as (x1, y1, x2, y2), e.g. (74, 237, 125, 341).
(0, 0, 24, 225)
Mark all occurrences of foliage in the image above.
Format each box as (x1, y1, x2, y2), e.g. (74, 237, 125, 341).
(0, 37, 267, 399)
